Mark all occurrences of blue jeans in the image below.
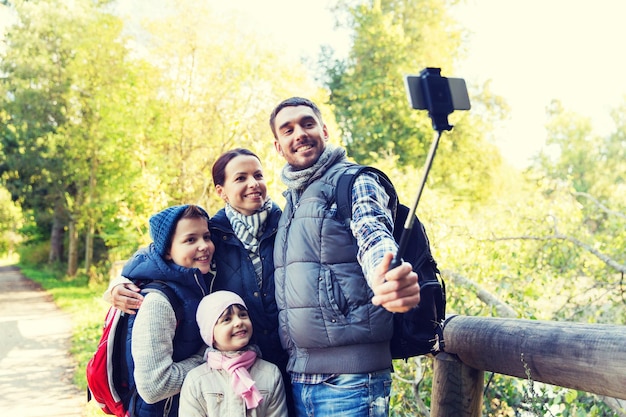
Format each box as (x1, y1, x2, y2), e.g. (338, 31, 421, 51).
(292, 371, 392, 417)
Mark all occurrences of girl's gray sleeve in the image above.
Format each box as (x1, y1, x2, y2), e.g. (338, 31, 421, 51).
(131, 292, 204, 403)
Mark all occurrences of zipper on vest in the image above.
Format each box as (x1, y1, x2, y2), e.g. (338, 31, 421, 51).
(194, 272, 207, 297)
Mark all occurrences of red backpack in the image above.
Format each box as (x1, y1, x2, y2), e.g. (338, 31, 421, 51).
(86, 281, 182, 417)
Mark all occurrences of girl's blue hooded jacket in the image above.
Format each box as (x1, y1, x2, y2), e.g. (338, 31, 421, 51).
(121, 244, 211, 417)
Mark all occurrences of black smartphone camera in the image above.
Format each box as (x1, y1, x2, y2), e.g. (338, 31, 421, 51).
(404, 67, 470, 131)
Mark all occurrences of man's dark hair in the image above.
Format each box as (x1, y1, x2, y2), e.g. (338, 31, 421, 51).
(269, 97, 323, 138)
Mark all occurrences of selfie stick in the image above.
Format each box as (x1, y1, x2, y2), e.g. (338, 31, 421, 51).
(390, 68, 466, 269)
(389, 130, 445, 269)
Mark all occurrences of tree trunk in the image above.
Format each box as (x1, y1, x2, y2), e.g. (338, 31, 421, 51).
(84, 220, 93, 272)
(48, 203, 65, 263)
(67, 219, 78, 276)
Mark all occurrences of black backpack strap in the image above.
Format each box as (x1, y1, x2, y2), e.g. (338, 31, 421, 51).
(119, 281, 183, 415)
(335, 165, 399, 226)
(141, 281, 184, 322)
(336, 165, 363, 225)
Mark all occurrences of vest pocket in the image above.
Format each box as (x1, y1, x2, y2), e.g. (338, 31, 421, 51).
(321, 267, 349, 321)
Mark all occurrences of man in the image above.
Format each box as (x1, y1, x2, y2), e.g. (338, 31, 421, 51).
(270, 97, 420, 417)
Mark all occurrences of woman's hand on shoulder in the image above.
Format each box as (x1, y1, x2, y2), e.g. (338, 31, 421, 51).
(112, 282, 144, 314)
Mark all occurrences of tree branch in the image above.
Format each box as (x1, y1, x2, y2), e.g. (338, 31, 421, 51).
(442, 269, 518, 318)
(492, 234, 626, 274)
(600, 396, 626, 417)
(574, 191, 626, 220)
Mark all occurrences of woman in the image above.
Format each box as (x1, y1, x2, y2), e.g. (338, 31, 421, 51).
(208, 149, 287, 382)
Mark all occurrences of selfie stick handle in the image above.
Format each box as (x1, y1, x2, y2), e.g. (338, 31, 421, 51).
(390, 129, 444, 269)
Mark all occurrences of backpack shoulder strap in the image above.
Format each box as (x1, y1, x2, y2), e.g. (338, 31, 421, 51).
(336, 165, 365, 224)
(141, 281, 184, 321)
(335, 165, 398, 224)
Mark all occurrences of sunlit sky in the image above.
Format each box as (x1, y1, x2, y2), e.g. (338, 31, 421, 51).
(216, 0, 626, 169)
(3, 1, 626, 169)
(454, 0, 626, 168)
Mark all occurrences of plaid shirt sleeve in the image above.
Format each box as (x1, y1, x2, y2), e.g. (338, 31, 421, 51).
(349, 171, 398, 287)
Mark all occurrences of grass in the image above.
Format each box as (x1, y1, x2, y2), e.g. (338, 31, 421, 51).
(15, 261, 111, 417)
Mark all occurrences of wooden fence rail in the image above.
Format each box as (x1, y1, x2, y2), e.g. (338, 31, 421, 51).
(431, 315, 626, 416)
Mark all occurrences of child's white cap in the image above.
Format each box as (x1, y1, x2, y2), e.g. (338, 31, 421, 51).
(197, 290, 247, 347)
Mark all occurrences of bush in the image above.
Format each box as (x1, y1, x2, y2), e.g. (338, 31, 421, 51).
(17, 241, 51, 268)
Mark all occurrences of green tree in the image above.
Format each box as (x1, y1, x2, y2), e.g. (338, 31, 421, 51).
(0, 185, 23, 256)
(322, 0, 504, 202)
(0, 0, 77, 264)
(1, 0, 325, 277)
(130, 0, 323, 214)
(530, 99, 626, 324)
(0, 0, 163, 275)
(536, 100, 599, 193)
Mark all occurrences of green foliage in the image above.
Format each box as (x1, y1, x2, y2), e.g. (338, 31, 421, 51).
(0, 0, 154, 267)
(390, 356, 434, 416)
(0, 0, 74, 235)
(322, 0, 505, 203)
(0, 185, 23, 254)
(0, 0, 322, 269)
(324, 0, 450, 166)
(133, 0, 321, 210)
(482, 373, 616, 417)
(16, 240, 50, 267)
(2, 0, 625, 414)
(530, 101, 626, 325)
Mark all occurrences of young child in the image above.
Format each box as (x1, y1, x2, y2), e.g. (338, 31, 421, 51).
(179, 290, 288, 417)
(123, 204, 215, 417)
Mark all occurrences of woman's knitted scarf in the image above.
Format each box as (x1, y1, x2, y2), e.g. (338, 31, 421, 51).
(225, 199, 272, 288)
(207, 348, 263, 409)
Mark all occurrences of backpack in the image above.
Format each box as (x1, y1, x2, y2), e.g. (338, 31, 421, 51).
(86, 281, 183, 417)
(335, 165, 446, 360)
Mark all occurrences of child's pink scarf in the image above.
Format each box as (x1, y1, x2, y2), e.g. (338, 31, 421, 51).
(207, 350, 263, 409)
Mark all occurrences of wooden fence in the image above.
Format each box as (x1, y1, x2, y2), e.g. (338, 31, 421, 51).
(431, 315, 626, 416)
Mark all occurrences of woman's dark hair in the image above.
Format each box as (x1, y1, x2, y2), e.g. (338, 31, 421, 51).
(211, 148, 261, 187)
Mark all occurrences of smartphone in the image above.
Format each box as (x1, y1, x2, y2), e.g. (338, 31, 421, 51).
(404, 72, 471, 111)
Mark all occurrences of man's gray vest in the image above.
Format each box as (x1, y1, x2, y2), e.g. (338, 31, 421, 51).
(274, 161, 393, 374)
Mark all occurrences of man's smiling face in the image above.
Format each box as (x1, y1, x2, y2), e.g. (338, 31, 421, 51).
(273, 105, 328, 170)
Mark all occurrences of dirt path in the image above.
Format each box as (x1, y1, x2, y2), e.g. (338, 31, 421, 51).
(0, 265, 84, 416)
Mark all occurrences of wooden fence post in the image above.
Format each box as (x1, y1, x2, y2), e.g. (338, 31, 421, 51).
(431, 352, 483, 417)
